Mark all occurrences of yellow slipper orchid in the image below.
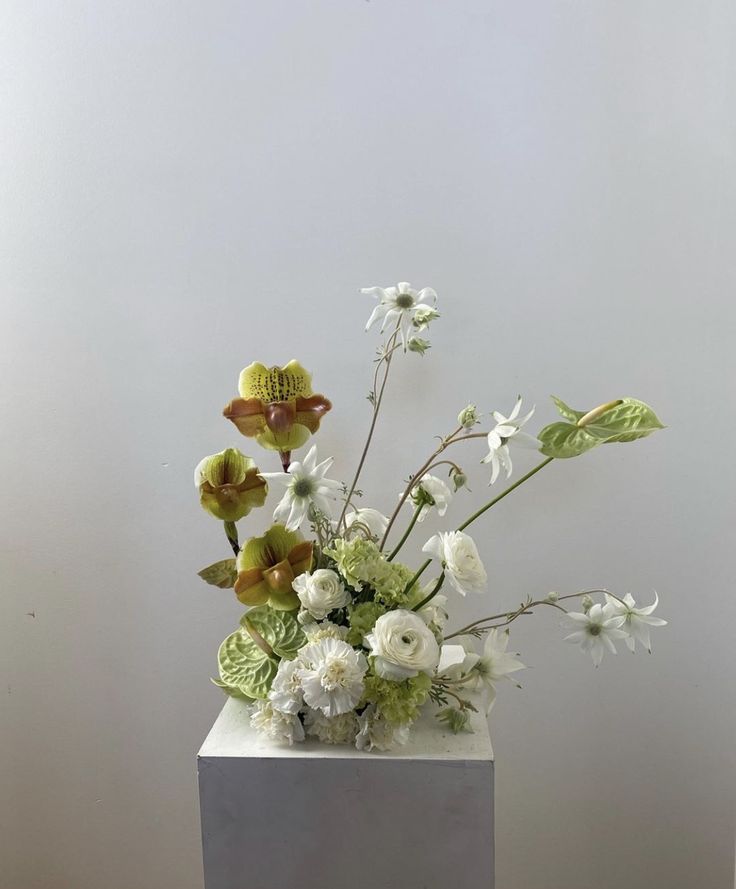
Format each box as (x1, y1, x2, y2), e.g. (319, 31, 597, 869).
(223, 361, 332, 465)
(194, 448, 268, 522)
(234, 524, 313, 611)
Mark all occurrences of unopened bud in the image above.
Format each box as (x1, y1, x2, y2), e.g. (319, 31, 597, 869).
(581, 594, 594, 613)
(546, 591, 559, 602)
(457, 404, 479, 429)
(408, 336, 431, 355)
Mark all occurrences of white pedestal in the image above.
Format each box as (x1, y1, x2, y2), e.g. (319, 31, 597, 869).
(198, 699, 494, 889)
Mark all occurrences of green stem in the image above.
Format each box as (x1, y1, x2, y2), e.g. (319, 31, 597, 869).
(403, 456, 555, 606)
(387, 504, 422, 562)
(411, 571, 445, 612)
(457, 457, 554, 532)
(224, 521, 239, 556)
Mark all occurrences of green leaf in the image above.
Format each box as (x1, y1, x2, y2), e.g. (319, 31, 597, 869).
(538, 422, 600, 458)
(550, 396, 586, 423)
(583, 398, 665, 443)
(217, 608, 305, 700)
(239, 606, 305, 659)
(198, 558, 237, 589)
(210, 677, 254, 702)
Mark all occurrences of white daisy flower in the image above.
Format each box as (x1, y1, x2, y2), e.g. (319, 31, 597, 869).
(262, 445, 342, 531)
(461, 630, 525, 713)
(563, 602, 628, 667)
(361, 281, 439, 350)
(410, 474, 453, 522)
(296, 637, 368, 717)
(604, 592, 667, 652)
(481, 397, 540, 485)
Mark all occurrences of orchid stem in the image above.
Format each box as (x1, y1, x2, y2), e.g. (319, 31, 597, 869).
(387, 504, 422, 562)
(224, 521, 239, 556)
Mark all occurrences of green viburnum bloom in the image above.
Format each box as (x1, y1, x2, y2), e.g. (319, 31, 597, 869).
(234, 524, 313, 611)
(346, 600, 388, 646)
(194, 448, 267, 522)
(362, 672, 432, 726)
(326, 538, 414, 606)
(223, 360, 332, 454)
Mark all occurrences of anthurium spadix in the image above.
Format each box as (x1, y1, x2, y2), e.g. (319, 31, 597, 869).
(223, 361, 331, 467)
(194, 448, 267, 522)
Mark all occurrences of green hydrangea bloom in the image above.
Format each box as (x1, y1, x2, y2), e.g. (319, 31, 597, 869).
(326, 538, 415, 607)
(346, 601, 387, 646)
(362, 671, 432, 725)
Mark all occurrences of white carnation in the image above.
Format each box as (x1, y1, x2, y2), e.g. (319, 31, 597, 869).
(365, 609, 440, 680)
(355, 705, 411, 752)
(303, 620, 349, 644)
(422, 531, 487, 596)
(297, 637, 368, 717)
(303, 709, 358, 745)
(268, 658, 303, 715)
(293, 569, 351, 620)
(250, 700, 305, 745)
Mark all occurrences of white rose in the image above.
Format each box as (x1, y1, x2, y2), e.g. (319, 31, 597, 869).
(365, 609, 440, 680)
(292, 569, 351, 619)
(410, 474, 453, 522)
(422, 531, 487, 596)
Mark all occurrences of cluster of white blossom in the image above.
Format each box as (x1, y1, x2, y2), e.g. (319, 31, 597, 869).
(197, 280, 666, 752)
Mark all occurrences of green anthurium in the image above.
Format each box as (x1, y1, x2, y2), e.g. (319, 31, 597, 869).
(539, 397, 664, 458)
(217, 607, 305, 700)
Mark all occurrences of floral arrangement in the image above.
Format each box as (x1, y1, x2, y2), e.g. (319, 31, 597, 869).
(195, 283, 666, 751)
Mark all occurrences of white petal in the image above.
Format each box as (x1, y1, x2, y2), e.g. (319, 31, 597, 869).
(365, 302, 390, 331)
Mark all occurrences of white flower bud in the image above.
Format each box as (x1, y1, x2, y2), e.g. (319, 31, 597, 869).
(457, 404, 479, 428)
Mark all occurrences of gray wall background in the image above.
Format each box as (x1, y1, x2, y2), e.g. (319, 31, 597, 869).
(2, 2, 734, 888)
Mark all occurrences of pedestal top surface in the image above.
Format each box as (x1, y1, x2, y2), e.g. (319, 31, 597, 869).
(199, 697, 494, 761)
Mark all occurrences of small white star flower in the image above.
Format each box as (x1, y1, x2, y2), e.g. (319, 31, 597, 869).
(466, 630, 526, 713)
(605, 592, 667, 652)
(262, 445, 342, 531)
(482, 397, 540, 485)
(564, 602, 628, 667)
(361, 281, 439, 350)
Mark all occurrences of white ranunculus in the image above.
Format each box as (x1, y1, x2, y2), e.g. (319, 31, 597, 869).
(411, 474, 453, 522)
(292, 568, 351, 620)
(297, 638, 368, 717)
(343, 507, 390, 540)
(365, 609, 440, 680)
(422, 531, 488, 596)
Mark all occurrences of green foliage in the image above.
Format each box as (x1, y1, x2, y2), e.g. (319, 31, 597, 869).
(362, 672, 432, 725)
(346, 601, 387, 646)
(198, 559, 237, 589)
(539, 397, 664, 458)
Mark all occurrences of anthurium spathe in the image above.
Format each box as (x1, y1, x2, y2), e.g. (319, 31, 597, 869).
(194, 448, 268, 522)
(223, 361, 332, 462)
(234, 524, 313, 611)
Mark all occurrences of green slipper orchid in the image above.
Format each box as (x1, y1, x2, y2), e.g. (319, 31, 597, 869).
(222, 360, 332, 460)
(234, 523, 313, 611)
(195, 448, 268, 522)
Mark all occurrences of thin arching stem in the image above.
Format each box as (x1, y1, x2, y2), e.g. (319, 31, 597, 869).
(337, 323, 402, 531)
(387, 503, 422, 562)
